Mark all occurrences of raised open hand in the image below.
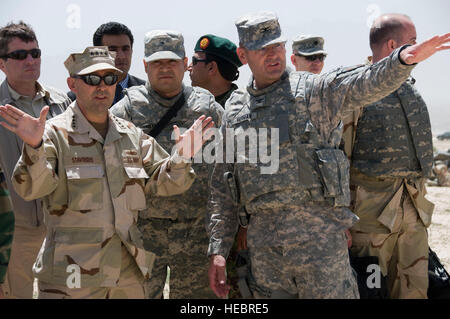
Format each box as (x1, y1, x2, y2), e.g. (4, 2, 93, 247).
(400, 32, 450, 64)
(173, 115, 215, 160)
(0, 104, 48, 148)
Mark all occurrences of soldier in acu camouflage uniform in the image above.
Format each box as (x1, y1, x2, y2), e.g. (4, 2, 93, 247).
(0, 170, 14, 298)
(343, 14, 441, 299)
(207, 11, 450, 299)
(0, 46, 213, 299)
(111, 31, 222, 299)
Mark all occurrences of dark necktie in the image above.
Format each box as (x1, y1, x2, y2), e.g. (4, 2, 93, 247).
(113, 83, 125, 105)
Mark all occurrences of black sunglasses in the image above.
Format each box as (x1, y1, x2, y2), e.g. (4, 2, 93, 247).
(72, 74, 118, 86)
(192, 56, 210, 65)
(302, 54, 326, 62)
(1, 48, 41, 60)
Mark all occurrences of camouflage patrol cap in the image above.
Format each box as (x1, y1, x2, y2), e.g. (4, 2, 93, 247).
(64, 46, 122, 76)
(235, 11, 286, 50)
(194, 34, 242, 67)
(292, 35, 327, 56)
(144, 30, 185, 62)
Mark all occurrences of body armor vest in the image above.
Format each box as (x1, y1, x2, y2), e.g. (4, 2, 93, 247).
(351, 80, 433, 178)
(227, 72, 351, 209)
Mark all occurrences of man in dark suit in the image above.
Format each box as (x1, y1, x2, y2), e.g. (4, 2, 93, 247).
(68, 22, 145, 105)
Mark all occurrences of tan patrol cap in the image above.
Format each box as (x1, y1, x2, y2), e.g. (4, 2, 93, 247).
(64, 46, 122, 76)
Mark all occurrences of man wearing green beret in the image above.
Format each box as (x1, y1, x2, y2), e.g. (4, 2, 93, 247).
(188, 34, 242, 108)
(188, 34, 245, 299)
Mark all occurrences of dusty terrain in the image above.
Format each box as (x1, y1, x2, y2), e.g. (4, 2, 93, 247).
(427, 137, 450, 270)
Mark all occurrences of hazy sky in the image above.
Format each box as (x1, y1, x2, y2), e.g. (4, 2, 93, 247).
(1, 0, 449, 133)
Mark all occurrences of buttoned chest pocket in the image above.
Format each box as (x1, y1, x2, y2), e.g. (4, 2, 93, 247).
(65, 165, 104, 211)
(52, 227, 103, 286)
(233, 113, 302, 204)
(121, 148, 149, 211)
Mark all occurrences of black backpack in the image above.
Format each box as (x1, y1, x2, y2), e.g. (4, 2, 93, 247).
(428, 247, 450, 299)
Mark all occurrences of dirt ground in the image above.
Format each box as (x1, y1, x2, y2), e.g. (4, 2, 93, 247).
(427, 137, 450, 270)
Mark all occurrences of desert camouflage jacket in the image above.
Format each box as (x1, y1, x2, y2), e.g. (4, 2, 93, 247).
(12, 102, 195, 287)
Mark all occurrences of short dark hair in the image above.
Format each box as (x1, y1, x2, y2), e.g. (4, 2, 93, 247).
(205, 53, 239, 82)
(0, 21, 38, 57)
(369, 14, 411, 51)
(93, 22, 134, 47)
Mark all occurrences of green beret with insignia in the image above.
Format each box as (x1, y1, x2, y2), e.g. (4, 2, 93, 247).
(194, 34, 242, 68)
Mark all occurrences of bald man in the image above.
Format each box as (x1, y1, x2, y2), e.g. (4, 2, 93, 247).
(343, 14, 435, 299)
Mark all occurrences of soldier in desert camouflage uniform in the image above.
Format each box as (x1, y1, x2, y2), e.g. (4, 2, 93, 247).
(0, 170, 14, 298)
(342, 14, 438, 299)
(207, 11, 450, 299)
(111, 31, 222, 299)
(0, 46, 214, 299)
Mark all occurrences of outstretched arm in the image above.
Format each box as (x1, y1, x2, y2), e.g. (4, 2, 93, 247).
(400, 32, 450, 64)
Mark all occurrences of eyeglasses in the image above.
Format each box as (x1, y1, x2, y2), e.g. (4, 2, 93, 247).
(0, 48, 41, 60)
(72, 74, 118, 86)
(298, 54, 326, 62)
(192, 56, 210, 65)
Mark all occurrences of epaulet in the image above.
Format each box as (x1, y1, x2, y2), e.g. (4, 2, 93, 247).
(111, 113, 135, 131)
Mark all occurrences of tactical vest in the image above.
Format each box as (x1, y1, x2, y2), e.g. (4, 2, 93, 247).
(227, 72, 351, 209)
(351, 80, 433, 179)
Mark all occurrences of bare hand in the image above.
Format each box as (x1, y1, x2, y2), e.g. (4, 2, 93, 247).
(345, 229, 352, 248)
(208, 254, 230, 298)
(0, 285, 5, 299)
(173, 115, 215, 159)
(400, 32, 450, 64)
(0, 104, 48, 148)
(236, 226, 248, 251)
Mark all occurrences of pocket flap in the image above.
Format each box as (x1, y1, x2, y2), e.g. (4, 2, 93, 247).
(124, 166, 149, 179)
(54, 227, 103, 244)
(66, 165, 104, 179)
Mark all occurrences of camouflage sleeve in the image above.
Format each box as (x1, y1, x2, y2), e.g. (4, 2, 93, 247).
(110, 95, 132, 121)
(0, 177, 14, 284)
(207, 114, 239, 259)
(317, 45, 415, 124)
(140, 131, 196, 197)
(12, 128, 59, 201)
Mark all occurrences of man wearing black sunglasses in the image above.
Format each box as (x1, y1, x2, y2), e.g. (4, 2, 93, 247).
(0, 21, 70, 299)
(111, 30, 223, 299)
(188, 34, 242, 108)
(290, 35, 327, 74)
(0, 45, 213, 299)
(67, 22, 146, 105)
